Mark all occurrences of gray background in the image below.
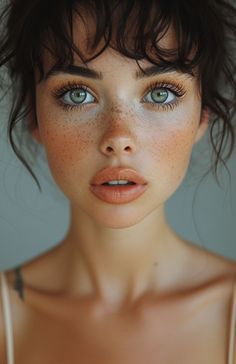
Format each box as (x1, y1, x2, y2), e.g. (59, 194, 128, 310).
(0, 94, 236, 271)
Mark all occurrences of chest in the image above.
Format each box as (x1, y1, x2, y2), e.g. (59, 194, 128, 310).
(12, 293, 230, 364)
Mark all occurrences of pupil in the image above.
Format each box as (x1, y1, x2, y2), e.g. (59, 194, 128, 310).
(70, 89, 86, 103)
(151, 89, 168, 103)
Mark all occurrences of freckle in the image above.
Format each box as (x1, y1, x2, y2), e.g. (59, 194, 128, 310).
(110, 105, 124, 114)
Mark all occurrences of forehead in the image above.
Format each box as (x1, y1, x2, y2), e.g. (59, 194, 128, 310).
(42, 17, 176, 75)
(71, 5, 177, 59)
(38, 2, 196, 81)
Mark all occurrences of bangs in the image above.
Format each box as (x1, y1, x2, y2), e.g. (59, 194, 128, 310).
(17, 0, 214, 82)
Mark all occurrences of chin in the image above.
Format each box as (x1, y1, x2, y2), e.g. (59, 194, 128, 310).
(86, 204, 155, 229)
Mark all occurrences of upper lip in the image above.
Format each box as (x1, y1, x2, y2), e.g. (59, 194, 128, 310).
(90, 167, 148, 186)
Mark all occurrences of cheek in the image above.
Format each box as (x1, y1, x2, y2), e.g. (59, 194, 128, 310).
(146, 97, 201, 181)
(147, 117, 199, 189)
(37, 106, 95, 182)
(45, 129, 89, 169)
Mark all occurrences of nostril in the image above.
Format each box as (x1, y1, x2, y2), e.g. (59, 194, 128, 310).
(124, 146, 131, 151)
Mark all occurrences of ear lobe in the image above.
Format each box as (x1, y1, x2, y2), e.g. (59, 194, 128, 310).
(194, 108, 210, 145)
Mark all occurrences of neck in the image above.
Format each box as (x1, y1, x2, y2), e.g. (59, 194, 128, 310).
(60, 203, 187, 309)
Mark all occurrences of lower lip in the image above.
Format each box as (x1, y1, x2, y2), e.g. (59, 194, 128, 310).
(90, 184, 148, 204)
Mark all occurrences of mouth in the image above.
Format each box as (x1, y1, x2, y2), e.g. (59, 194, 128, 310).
(90, 167, 148, 186)
(90, 183, 148, 204)
(90, 167, 148, 204)
(101, 181, 136, 186)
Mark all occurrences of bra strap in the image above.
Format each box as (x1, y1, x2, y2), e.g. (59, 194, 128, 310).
(0, 272, 15, 364)
(228, 278, 236, 364)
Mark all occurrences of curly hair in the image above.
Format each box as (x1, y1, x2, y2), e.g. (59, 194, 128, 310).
(0, 0, 236, 192)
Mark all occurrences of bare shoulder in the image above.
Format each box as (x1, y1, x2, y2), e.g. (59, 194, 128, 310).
(201, 244, 236, 277)
(184, 239, 236, 288)
(4, 240, 67, 293)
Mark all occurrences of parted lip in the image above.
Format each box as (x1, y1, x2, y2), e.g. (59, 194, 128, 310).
(90, 167, 148, 186)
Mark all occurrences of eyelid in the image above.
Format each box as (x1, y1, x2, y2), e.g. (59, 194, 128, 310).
(142, 81, 186, 99)
(51, 81, 98, 111)
(52, 81, 98, 101)
(140, 80, 187, 110)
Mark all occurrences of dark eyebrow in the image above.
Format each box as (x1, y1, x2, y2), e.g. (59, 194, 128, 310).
(44, 64, 103, 80)
(44, 63, 187, 81)
(135, 65, 185, 79)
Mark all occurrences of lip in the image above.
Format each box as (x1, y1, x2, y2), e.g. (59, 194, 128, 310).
(89, 167, 148, 204)
(90, 167, 148, 186)
(90, 184, 148, 204)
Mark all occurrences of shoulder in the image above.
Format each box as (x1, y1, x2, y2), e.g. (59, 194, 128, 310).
(202, 248, 236, 279)
(183, 241, 236, 304)
(186, 239, 236, 274)
(3, 240, 68, 295)
(174, 241, 236, 331)
(178, 239, 236, 296)
(202, 246, 236, 280)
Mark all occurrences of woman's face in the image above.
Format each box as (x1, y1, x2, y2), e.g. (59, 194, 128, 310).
(33, 16, 208, 228)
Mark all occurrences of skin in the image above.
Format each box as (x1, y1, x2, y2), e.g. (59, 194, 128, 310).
(1, 8, 236, 364)
(30, 17, 211, 308)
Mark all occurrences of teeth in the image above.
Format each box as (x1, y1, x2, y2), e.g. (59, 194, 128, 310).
(106, 180, 133, 185)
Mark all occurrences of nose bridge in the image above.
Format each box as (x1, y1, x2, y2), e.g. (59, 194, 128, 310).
(99, 104, 138, 156)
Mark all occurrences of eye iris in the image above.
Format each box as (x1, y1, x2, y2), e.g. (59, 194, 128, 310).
(70, 89, 86, 103)
(151, 88, 168, 103)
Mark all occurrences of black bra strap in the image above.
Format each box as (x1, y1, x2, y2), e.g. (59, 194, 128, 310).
(13, 266, 24, 301)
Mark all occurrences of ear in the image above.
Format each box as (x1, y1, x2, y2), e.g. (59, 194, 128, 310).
(194, 108, 210, 145)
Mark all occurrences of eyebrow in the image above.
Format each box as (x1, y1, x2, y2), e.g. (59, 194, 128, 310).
(135, 65, 186, 78)
(44, 64, 103, 80)
(44, 63, 186, 81)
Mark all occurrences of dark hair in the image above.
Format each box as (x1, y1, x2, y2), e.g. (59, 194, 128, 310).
(0, 0, 236, 192)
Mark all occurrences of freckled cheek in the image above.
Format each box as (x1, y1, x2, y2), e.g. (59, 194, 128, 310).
(148, 124, 197, 184)
(37, 115, 94, 182)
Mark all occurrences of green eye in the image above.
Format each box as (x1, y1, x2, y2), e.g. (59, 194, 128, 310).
(62, 87, 95, 106)
(150, 89, 168, 103)
(144, 87, 176, 105)
(70, 89, 87, 103)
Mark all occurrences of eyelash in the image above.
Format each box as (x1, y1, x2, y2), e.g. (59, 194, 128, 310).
(143, 81, 186, 111)
(52, 81, 92, 111)
(51, 80, 186, 112)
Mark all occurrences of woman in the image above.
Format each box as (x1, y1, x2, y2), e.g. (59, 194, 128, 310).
(0, 0, 236, 363)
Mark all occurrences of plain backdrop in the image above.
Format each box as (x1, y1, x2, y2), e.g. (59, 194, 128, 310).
(0, 91, 236, 271)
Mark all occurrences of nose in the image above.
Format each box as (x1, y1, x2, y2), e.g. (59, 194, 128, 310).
(99, 124, 137, 157)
